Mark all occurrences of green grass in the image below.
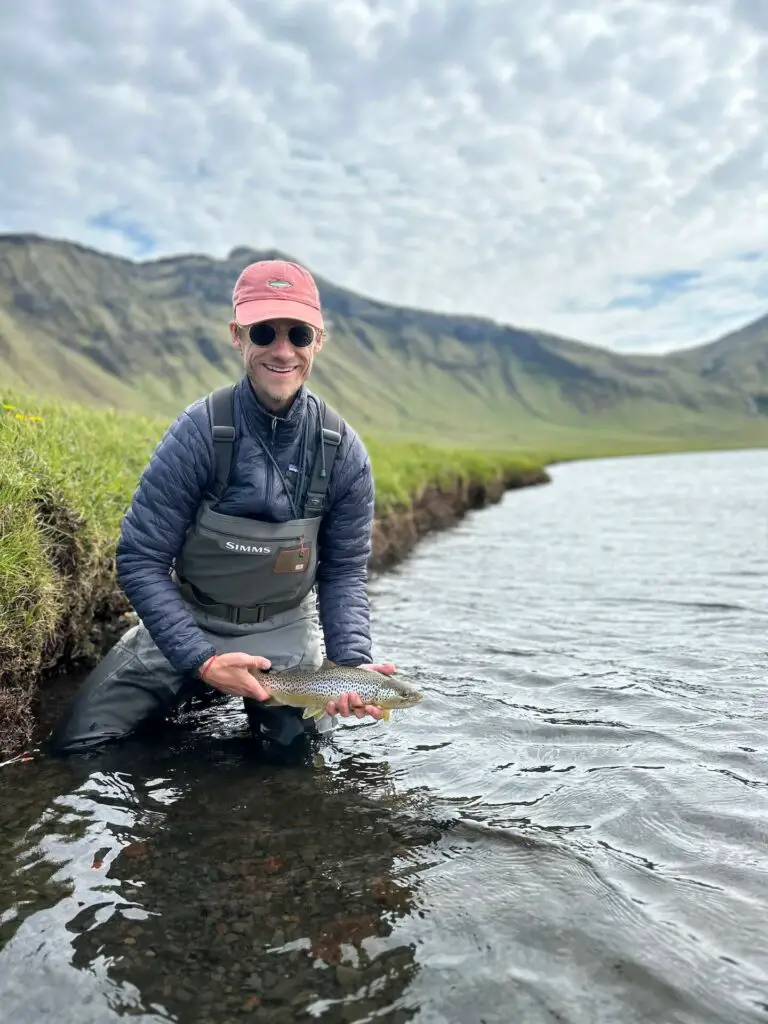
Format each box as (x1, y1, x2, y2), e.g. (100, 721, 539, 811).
(0, 391, 165, 752)
(365, 436, 543, 511)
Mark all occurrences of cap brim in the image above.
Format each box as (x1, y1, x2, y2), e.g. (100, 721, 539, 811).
(234, 299, 324, 331)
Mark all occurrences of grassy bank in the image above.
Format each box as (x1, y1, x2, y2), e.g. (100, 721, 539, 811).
(0, 388, 546, 756)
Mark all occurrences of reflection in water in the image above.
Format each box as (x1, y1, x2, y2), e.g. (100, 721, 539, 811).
(2, 449, 768, 1023)
(0, 730, 436, 1022)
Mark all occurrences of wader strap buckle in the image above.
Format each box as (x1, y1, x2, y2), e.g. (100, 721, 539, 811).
(227, 603, 265, 625)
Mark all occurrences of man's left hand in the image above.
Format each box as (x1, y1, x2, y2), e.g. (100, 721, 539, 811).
(325, 662, 396, 720)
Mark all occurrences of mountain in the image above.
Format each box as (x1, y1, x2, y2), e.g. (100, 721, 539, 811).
(1, 231, 767, 451)
(668, 312, 768, 415)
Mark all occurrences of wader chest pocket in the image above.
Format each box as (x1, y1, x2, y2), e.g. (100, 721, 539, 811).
(272, 543, 312, 574)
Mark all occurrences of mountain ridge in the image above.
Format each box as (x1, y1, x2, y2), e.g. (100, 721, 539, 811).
(1, 231, 766, 450)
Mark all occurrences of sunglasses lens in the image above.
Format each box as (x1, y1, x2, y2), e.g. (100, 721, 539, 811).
(249, 323, 276, 346)
(288, 325, 314, 347)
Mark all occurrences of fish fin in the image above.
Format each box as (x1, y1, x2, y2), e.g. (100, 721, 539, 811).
(301, 704, 327, 721)
(381, 709, 391, 722)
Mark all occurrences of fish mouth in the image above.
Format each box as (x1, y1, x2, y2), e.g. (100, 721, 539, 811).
(381, 692, 424, 710)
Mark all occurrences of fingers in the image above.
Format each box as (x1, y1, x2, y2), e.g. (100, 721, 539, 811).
(248, 678, 271, 701)
(333, 692, 353, 716)
(214, 652, 272, 670)
(248, 656, 272, 671)
(345, 692, 364, 718)
(324, 692, 383, 720)
(359, 663, 396, 675)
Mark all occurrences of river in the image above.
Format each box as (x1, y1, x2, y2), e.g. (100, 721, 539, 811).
(1, 447, 767, 1024)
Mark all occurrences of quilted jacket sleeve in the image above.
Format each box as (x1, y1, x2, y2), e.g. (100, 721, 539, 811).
(316, 431, 375, 666)
(115, 404, 218, 675)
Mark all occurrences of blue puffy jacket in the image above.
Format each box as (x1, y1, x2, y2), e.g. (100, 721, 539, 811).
(115, 375, 375, 675)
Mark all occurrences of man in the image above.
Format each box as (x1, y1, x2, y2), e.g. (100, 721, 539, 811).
(50, 257, 394, 757)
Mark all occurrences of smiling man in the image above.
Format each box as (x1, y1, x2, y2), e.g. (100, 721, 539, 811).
(49, 258, 393, 757)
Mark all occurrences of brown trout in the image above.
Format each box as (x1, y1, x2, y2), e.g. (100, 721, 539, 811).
(249, 660, 424, 721)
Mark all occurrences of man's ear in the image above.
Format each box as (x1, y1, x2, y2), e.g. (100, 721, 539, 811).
(229, 320, 242, 350)
(314, 328, 326, 354)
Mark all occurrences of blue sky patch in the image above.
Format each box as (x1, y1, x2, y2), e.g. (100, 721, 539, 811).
(607, 269, 703, 311)
(87, 208, 156, 256)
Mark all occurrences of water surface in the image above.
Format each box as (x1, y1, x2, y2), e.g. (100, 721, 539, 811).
(2, 448, 767, 1023)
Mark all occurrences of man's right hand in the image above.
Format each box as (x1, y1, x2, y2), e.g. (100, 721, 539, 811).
(198, 652, 272, 700)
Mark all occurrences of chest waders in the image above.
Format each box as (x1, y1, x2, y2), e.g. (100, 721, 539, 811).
(173, 385, 342, 626)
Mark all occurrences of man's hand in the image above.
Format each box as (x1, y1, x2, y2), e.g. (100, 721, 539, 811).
(199, 652, 272, 700)
(325, 662, 397, 720)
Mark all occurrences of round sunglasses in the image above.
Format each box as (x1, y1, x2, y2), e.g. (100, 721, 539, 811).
(247, 321, 315, 348)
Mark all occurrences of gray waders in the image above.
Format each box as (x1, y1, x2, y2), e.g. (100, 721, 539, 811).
(49, 385, 343, 757)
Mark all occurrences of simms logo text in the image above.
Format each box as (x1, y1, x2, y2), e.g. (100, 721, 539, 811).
(225, 541, 272, 554)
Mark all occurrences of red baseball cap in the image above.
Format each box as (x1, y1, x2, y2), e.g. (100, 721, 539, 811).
(232, 259, 324, 330)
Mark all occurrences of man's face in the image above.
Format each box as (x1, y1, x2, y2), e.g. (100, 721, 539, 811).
(230, 317, 324, 413)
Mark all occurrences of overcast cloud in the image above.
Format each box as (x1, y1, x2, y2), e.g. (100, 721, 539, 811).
(1, 0, 766, 352)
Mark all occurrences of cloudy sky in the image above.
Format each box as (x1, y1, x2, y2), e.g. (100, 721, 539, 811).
(1, 0, 766, 352)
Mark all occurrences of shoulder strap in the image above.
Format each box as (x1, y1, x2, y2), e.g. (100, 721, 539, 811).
(303, 398, 343, 517)
(206, 384, 236, 501)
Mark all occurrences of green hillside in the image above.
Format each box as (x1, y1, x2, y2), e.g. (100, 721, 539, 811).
(667, 311, 768, 414)
(1, 232, 767, 452)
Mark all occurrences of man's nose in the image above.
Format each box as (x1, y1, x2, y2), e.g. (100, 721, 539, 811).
(270, 331, 295, 354)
